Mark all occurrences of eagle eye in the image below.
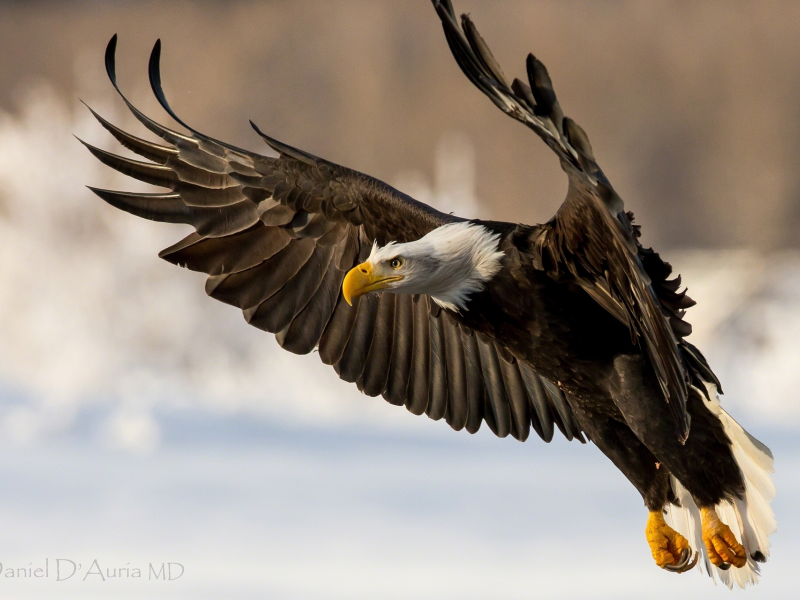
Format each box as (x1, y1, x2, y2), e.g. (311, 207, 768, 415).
(389, 257, 404, 269)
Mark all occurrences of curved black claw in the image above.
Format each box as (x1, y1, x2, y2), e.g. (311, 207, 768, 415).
(663, 548, 690, 572)
(718, 562, 732, 571)
(663, 549, 698, 573)
(682, 551, 699, 573)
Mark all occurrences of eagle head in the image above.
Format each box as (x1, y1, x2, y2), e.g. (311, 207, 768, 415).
(342, 222, 505, 313)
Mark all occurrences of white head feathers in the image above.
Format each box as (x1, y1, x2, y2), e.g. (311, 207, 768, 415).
(366, 221, 505, 312)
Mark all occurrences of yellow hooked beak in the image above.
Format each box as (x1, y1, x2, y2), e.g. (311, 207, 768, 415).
(342, 262, 402, 305)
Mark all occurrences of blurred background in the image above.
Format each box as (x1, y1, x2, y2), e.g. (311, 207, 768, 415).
(0, 1, 798, 598)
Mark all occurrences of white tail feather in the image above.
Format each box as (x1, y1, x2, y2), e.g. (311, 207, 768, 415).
(664, 383, 776, 588)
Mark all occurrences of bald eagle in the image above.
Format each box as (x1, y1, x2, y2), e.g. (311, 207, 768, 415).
(82, 0, 775, 587)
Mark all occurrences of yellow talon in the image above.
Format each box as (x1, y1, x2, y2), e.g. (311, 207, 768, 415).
(646, 510, 696, 572)
(701, 507, 747, 569)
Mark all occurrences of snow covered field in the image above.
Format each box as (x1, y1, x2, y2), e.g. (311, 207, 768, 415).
(0, 78, 797, 599)
(0, 417, 796, 600)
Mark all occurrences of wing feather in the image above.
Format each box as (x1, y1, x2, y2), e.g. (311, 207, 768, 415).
(80, 141, 178, 188)
(460, 328, 486, 435)
(406, 296, 431, 416)
(276, 252, 343, 355)
(83, 102, 177, 163)
(425, 305, 449, 421)
(517, 363, 553, 442)
(476, 333, 512, 438)
(442, 316, 468, 431)
(384, 293, 414, 406)
(206, 238, 316, 310)
(359, 293, 396, 397)
(318, 297, 360, 366)
(160, 226, 292, 276)
(246, 242, 335, 333)
(498, 355, 531, 442)
(336, 293, 380, 384)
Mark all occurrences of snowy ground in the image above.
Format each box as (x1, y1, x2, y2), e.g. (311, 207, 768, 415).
(0, 415, 796, 600)
(0, 81, 797, 599)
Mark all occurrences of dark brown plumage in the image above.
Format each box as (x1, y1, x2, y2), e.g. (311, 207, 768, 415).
(82, 1, 775, 584)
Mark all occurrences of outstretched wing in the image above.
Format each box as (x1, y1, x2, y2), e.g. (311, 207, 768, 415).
(82, 35, 584, 444)
(433, 0, 700, 442)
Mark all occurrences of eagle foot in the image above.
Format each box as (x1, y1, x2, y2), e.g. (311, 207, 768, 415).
(646, 510, 697, 573)
(700, 507, 747, 569)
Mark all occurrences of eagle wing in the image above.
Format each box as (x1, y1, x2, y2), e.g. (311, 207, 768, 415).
(433, 0, 703, 442)
(83, 36, 584, 444)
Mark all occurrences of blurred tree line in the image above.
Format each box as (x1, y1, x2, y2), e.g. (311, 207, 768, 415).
(2, 0, 799, 251)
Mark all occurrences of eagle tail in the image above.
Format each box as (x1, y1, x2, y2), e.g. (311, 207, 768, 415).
(665, 383, 776, 588)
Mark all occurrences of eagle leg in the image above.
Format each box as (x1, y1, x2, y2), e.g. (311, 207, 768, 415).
(700, 507, 747, 569)
(646, 510, 697, 573)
